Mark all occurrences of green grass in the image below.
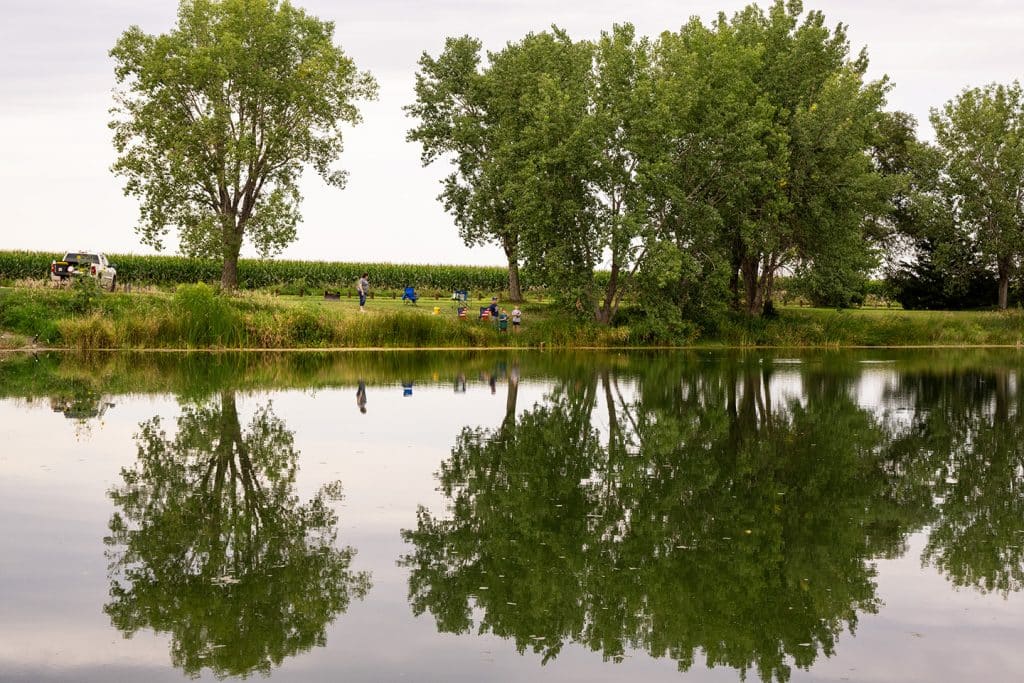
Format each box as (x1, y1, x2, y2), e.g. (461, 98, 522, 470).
(0, 285, 617, 350)
(3, 284, 1023, 350)
(713, 307, 1024, 347)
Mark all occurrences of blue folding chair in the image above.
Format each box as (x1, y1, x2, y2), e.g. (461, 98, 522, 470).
(402, 286, 418, 304)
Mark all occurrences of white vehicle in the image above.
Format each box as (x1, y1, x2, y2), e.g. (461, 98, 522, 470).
(50, 252, 117, 291)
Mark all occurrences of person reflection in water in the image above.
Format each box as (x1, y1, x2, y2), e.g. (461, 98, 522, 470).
(356, 380, 367, 414)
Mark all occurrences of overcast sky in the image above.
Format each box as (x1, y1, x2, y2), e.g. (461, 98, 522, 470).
(1, 0, 1021, 266)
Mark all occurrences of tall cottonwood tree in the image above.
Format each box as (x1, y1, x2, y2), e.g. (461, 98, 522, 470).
(587, 24, 656, 324)
(723, 0, 893, 315)
(110, 0, 378, 290)
(931, 81, 1024, 309)
(642, 16, 782, 322)
(407, 30, 591, 303)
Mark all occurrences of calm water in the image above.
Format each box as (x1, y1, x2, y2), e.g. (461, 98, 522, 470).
(1, 350, 1023, 682)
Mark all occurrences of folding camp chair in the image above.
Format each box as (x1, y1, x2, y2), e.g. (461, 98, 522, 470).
(452, 290, 469, 316)
(401, 286, 418, 304)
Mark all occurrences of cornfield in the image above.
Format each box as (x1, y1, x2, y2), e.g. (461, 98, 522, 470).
(0, 250, 516, 292)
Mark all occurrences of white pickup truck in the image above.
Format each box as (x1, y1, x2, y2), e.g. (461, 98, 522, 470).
(50, 252, 117, 291)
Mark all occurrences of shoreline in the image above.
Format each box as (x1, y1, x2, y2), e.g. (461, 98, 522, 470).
(4, 343, 1024, 353)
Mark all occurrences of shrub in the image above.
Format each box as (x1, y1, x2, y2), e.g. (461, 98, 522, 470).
(70, 277, 103, 314)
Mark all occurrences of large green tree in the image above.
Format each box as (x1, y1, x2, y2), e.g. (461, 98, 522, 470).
(110, 0, 378, 290)
(407, 29, 592, 303)
(585, 24, 655, 323)
(931, 81, 1024, 309)
(639, 16, 780, 325)
(723, 1, 893, 315)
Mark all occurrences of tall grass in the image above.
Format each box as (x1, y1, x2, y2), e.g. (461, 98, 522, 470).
(171, 283, 245, 347)
(714, 308, 1024, 347)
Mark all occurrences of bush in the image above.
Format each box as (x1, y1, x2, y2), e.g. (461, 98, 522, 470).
(71, 277, 103, 314)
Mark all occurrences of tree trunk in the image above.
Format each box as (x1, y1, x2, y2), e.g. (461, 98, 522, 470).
(596, 263, 620, 325)
(762, 270, 776, 316)
(504, 239, 523, 303)
(221, 218, 243, 292)
(998, 259, 1010, 310)
(741, 256, 764, 316)
(728, 237, 743, 311)
(507, 260, 522, 303)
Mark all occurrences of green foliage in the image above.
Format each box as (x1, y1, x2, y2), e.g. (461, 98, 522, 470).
(410, 3, 894, 325)
(713, 307, 1024, 347)
(172, 283, 244, 347)
(930, 81, 1024, 308)
(0, 287, 65, 343)
(58, 314, 118, 351)
(887, 237, 997, 310)
(70, 275, 103, 314)
(407, 29, 594, 301)
(109, 0, 378, 289)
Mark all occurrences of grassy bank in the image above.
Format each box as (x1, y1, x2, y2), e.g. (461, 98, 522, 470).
(715, 307, 1024, 347)
(0, 284, 631, 350)
(2, 283, 1023, 350)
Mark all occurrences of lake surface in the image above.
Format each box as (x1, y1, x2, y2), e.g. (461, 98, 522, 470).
(1, 349, 1023, 682)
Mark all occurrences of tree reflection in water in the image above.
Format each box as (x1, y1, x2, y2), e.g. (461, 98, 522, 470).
(402, 357, 1024, 682)
(883, 367, 1024, 595)
(105, 391, 370, 678)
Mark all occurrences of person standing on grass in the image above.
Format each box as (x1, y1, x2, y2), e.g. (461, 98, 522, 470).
(511, 306, 522, 333)
(357, 272, 369, 312)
